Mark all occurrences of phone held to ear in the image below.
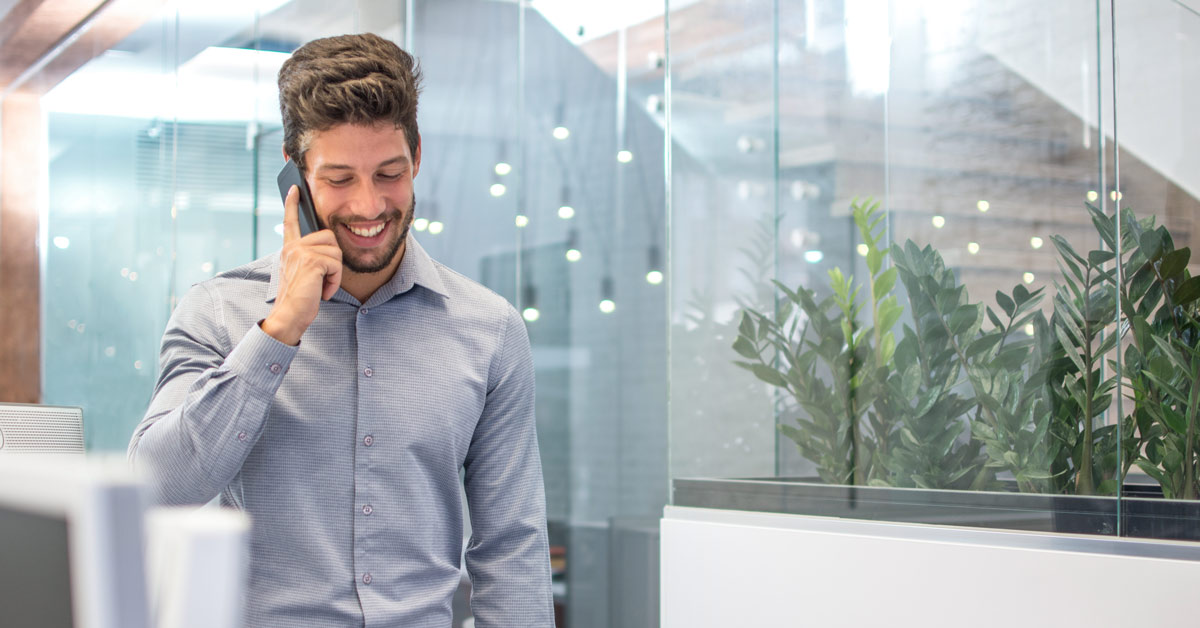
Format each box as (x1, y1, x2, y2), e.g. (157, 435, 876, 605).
(276, 159, 320, 236)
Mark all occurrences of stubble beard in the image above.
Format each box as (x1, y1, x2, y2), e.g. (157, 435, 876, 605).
(327, 192, 416, 274)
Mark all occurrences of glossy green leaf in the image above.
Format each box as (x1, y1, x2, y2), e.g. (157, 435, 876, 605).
(733, 336, 759, 360)
(1159, 249, 1190, 280)
(738, 311, 756, 340)
(996, 291, 1016, 317)
(874, 267, 898, 299)
(1088, 249, 1116, 266)
(750, 364, 789, 388)
(1173, 275, 1200, 306)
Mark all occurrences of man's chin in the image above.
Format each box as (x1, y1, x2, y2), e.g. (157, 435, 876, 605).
(342, 239, 405, 274)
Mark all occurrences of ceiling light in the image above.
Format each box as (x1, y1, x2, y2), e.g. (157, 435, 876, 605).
(1030, 236, 1043, 249)
(1023, 272, 1035, 284)
(428, 221, 444, 235)
(617, 150, 633, 163)
(414, 218, 429, 231)
(932, 215, 946, 229)
(490, 183, 507, 197)
(967, 242, 980, 255)
(494, 162, 512, 176)
(599, 276, 616, 313)
(553, 126, 570, 140)
(977, 200, 989, 212)
(515, 215, 529, 228)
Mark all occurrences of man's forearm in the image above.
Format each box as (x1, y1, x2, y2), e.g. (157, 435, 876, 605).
(130, 294, 296, 505)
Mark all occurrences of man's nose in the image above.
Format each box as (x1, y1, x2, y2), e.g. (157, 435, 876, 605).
(350, 179, 387, 218)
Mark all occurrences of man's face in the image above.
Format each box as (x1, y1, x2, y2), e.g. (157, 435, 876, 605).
(302, 122, 420, 274)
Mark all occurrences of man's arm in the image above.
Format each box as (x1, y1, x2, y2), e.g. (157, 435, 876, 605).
(463, 305, 554, 627)
(128, 282, 297, 505)
(131, 184, 340, 505)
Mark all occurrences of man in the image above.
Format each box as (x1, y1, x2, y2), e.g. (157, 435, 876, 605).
(129, 33, 553, 627)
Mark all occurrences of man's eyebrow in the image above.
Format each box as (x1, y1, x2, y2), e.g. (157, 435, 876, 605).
(316, 156, 411, 172)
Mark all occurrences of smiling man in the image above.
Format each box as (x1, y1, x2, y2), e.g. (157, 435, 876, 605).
(129, 33, 553, 627)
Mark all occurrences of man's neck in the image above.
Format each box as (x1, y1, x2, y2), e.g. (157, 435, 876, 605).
(340, 241, 407, 304)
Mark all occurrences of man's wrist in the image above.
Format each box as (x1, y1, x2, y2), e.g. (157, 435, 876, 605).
(260, 315, 302, 346)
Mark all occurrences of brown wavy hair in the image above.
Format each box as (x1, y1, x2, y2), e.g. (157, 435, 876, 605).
(278, 33, 422, 170)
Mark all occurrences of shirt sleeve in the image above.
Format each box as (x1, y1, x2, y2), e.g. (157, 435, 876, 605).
(128, 281, 298, 506)
(462, 304, 554, 627)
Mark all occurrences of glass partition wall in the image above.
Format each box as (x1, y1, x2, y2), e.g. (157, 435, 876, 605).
(23, 0, 666, 625)
(668, 0, 1200, 542)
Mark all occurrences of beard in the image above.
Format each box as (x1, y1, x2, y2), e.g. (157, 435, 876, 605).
(322, 192, 415, 274)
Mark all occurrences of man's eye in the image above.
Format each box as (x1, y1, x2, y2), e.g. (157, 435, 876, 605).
(378, 172, 403, 181)
(329, 178, 352, 186)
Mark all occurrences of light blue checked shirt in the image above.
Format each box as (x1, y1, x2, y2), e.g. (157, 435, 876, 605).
(129, 235, 553, 627)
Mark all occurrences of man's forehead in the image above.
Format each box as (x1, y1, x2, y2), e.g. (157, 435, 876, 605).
(303, 123, 413, 167)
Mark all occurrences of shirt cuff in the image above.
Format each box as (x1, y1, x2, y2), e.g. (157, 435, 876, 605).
(222, 321, 299, 393)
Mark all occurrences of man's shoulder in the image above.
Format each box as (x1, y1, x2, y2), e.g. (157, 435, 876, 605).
(426, 259, 518, 319)
(185, 254, 276, 305)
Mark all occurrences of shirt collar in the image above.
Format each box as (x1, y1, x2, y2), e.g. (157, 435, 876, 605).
(266, 233, 448, 305)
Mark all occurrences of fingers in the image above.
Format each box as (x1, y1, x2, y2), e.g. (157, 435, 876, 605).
(323, 265, 343, 301)
(283, 185, 302, 244)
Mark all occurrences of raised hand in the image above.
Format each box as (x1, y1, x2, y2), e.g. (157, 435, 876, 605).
(260, 184, 342, 346)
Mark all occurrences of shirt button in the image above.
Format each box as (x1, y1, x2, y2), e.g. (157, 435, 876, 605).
(359, 307, 369, 315)
(237, 431, 247, 442)
(362, 504, 373, 516)
(363, 435, 374, 447)
(363, 367, 373, 378)
(362, 573, 372, 585)
(269, 363, 282, 374)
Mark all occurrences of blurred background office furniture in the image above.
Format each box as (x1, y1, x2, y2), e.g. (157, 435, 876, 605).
(0, 455, 252, 628)
(0, 403, 84, 455)
(0, 455, 150, 628)
(145, 507, 250, 628)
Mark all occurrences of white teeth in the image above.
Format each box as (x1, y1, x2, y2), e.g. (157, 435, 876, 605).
(349, 223, 384, 237)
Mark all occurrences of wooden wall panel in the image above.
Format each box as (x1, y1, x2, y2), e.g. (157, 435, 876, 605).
(0, 93, 45, 402)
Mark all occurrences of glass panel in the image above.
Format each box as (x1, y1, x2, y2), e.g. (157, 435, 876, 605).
(1113, 0, 1200, 539)
(668, 0, 1139, 537)
(523, 4, 668, 624)
(667, 0, 780, 484)
(39, 6, 183, 450)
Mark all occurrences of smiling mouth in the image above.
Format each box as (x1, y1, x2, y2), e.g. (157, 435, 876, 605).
(348, 222, 386, 237)
(341, 220, 391, 245)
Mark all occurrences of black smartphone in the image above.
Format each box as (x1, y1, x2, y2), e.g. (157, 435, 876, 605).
(276, 159, 320, 236)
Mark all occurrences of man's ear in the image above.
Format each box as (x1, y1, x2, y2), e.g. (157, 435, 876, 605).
(412, 135, 422, 178)
(281, 143, 288, 161)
